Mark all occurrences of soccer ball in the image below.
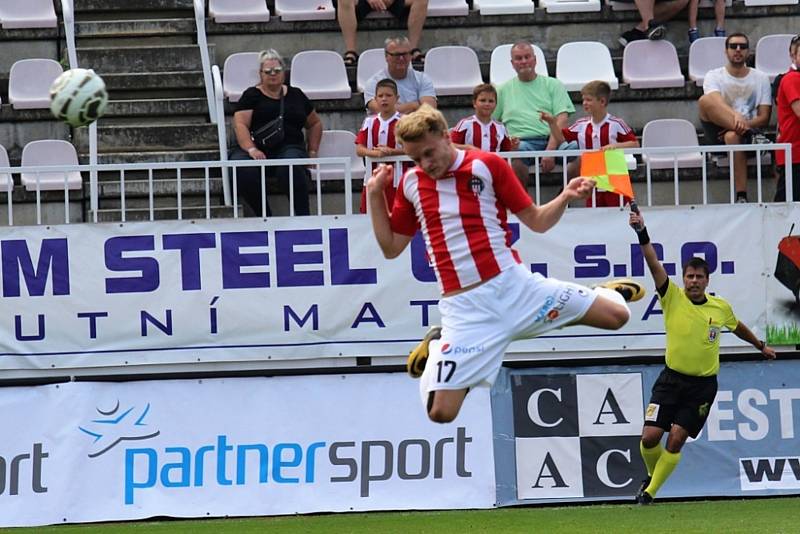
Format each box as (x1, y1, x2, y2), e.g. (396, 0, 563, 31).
(49, 68, 108, 127)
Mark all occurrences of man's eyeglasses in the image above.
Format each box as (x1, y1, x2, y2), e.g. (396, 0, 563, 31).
(727, 43, 749, 50)
(385, 50, 411, 58)
(261, 67, 284, 75)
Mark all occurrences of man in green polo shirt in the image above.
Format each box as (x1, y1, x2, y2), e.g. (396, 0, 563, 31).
(494, 41, 574, 184)
(629, 208, 776, 504)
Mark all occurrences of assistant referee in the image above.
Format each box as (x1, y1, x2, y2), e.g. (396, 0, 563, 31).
(629, 208, 776, 504)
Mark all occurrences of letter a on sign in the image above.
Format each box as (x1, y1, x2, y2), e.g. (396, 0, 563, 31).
(594, 389, 630, 425)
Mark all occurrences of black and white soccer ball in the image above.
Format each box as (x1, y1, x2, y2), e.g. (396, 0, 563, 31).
(49, 68, 108, 127)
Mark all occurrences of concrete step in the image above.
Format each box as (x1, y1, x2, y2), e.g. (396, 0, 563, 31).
(75, 18, 197, 44)
(105, 97, 209, 118)
(92, 205, 240, 222)
(74, 123, 219, 152)
(74, 0, 194, 18)
(85, 149, 223, 164)
(75, 44, 215, 73)
(97, 180, 224, 202)
(102, 71, 207, 99)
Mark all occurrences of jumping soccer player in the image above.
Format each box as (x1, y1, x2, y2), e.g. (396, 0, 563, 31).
(629, 208, 776, 504)
(367, 104, 645, 424)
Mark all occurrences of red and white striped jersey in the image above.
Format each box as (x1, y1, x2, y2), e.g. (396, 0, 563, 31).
(356, 112, 402, 149)
(562, 113, 636, 151)
(390, 150, 532, 295)
(450, 115, 513, 152)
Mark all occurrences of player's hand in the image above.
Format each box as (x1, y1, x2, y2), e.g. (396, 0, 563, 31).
(629, 211, 645, 230)
(761, 343, 777, 360)
(509, 137, 520, 150)
(367, 163, 393, 193)
(563, 177, 594, 200)
(539, 111, 556, 124)
(540, 156, 555, 173)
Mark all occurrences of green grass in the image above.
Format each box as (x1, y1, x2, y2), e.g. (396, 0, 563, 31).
(767, 323, 800, 345)
(7, 497, 799, 533)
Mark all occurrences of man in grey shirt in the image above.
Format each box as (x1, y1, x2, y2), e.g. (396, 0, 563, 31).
(364, 36, 437, 114)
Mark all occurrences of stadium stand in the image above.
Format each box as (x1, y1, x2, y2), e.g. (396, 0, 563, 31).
(290, 50, 352, 99)
(473, 0, 535, 15)
(539, 0, 602, 13)
(622, 40, 685, 89)
(556, 41, 619, 90)
(274, 0, 336, 21)
(20, 139, 83, 191)
(490, 43, 548, 84)
(0, 144, 12, 191)
(308, 129, 366, 182)
(423, 46, 484, 96)
(356, 48, 387, 92)
(688, 36, 727, 86)
(222, 52, 260, 102)
(426, 0, 470, 16)
(8, 58, 63, 109)
(641, 118, 704, 169)
(755, 33, 794, 81)
(207, 0, 270, 23)
(0, 0, 57, 29)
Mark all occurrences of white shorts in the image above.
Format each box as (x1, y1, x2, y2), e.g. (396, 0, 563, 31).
(419, 263, 597, 406)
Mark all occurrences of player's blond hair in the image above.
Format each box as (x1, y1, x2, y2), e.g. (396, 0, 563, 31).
(395, 104, 449, 144)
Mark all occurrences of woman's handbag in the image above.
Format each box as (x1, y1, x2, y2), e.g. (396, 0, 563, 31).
(252, 88, 285, 151)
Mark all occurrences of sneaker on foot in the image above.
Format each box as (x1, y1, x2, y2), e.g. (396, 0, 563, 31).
(736, 196, 748, 204)
(619, 27, 648, 47)
(688, 27, 699, 43)
(636, 490, 654, 505)
(647, 21, 667, 40)
(407, 326, 441, 378)
(598, 279, 646, 303)
(714, 27, 726, 37)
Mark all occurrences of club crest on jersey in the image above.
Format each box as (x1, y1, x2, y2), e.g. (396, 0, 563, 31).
(708, 325, 720, 342)
(469, 176, 485, 197)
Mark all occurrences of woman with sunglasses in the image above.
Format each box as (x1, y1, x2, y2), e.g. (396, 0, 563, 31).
(230, 49, 322, 217)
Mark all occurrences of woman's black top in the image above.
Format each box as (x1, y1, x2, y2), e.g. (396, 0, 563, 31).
(236, 85, 314, 148)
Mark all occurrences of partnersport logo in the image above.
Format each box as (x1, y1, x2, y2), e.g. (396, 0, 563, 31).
(78, 400, 160, 458)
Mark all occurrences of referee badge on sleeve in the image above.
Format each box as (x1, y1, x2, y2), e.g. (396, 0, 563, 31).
(645, 403, 660, 422)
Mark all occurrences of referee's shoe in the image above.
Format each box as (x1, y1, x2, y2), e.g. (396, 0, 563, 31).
(597, 278, 645, 303)
(636, 477, 654, 505)
(407, 326, 441, 378)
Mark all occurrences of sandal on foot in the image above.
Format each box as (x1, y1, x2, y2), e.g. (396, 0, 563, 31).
(343, 50, 359, 67)
(410, 48, 425, 67)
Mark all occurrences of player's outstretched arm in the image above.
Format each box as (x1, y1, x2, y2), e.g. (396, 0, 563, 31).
(732, 321, 777, 360)
(516, 177, 592, 233)
(629, 209, 669, 289)
(368, 163, 412, 259)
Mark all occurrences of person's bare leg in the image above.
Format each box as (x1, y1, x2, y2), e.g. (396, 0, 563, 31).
(405, 0, 428, 50)
(687, 0, 699, 28)
(722, 130, 748, 194)
(428, 389, 468, 423)
(632, 0, 656, 29)
(653, 0, 690, 22)
(698, 95, 737, 130)
(714, 0, 726, 29)
(337, 0, 358, 52)
(578, 295, 630, 330)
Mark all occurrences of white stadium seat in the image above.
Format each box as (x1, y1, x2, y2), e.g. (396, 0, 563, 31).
(290, 50, 352, 100)
(0, 0, 57, 29)
(208, 0, 270, 23)
(490, 43, 548, 85)
(222, 52, 261, 103)
(424, 46, 484, 96)
(21, 140, 83, 191)
(473, 0, 535, 15)
(539, 0, 601, 13)
(357, 48, 387, 93)
(8, 58, 63, 110)
(309, 130, 366, 182)
(0, 144, 13, 192)
(622, 40, 684, 89)
(556, 41, 618, 91)
(744, 0, 797, 5)
(427, 0, 470, 16)
(274, 0, 335, 21)
(756, 34, 794, 81)
(688, 37, 726, 87)
(642, 119, 704, 170)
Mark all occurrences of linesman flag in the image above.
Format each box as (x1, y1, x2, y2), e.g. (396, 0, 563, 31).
(580, 149, 634, 199)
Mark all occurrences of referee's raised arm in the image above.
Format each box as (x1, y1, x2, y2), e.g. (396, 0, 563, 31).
(629, 208, 669, 290)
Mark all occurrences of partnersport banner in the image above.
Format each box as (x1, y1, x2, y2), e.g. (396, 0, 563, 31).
(0, 373, 495, 527)
(0, 203, 791, 372)
(492, 359, 800, 505)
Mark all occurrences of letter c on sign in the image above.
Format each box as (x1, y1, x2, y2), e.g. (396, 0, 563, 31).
(597, 449, 632, 488)
(527, 388, 563, 428)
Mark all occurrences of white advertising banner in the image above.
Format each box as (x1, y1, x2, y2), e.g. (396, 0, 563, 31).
(0, 203, 784, 372)
(0, 373, 495, 527)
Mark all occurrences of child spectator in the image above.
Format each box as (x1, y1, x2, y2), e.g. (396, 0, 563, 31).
(540, 81, 639, 207)
(687, 0, 726, 43)
(451, 83, 520, 153)
(356, 78, 405, 213)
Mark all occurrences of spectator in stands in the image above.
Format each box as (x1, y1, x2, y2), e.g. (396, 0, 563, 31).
(687, 0, 726, 43)
(356, 78, 406, 213)
(617, 0, 689, 47)
(540, 81, 639, 207)
(230, 49, 322, 216)
(698, 33, 772, 203)
(494, 41, 574, 183)
(334, 1, 429, 66)
(774, 35, 800, 202)
(451, 83, 519, 153)
(364, 36, 437, 114)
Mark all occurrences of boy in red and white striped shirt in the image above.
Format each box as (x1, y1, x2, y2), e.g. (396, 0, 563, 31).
(541, 81, 639, 207)
(356, 78, 406, 213)
(451, 84, 519, 153)
(367, 105, 644, 424)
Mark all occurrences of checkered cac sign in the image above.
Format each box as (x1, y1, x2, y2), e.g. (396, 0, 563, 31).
(508, 372, 647, 500)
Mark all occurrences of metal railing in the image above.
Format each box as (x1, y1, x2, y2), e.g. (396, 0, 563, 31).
(0, 143, 792, 226)
(60, 0, 78, 69)
(194, 0, 217, 124)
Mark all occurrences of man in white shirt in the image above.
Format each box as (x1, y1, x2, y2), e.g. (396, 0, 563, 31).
(698, 32, 772, 203)
(364, 36, 437, 114)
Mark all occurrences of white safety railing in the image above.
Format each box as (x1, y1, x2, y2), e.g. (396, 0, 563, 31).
(60, 0, 78, 69)
(194, 0, 217, 124)
(211, 65, 230, 204)
(0, 144, 792, 227)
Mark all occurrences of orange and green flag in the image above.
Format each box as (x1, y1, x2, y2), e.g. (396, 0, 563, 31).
(580, 149, 634, 199)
